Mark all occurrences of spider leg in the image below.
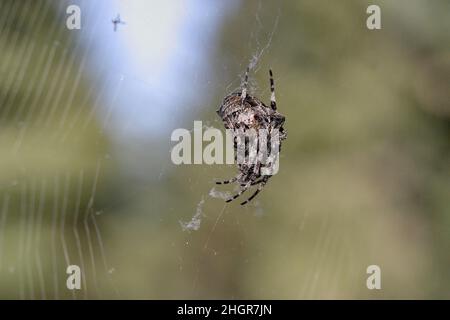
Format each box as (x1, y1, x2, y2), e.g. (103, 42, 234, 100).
(215, 174, 241, 185)
(225, 182, 251, 203)
(241, 66, 249, 101)
(269, 69, 277, 111)
(237, 164, 259, 186)
(252, 162, 261, 174)
(240, 180, 268, 205)
(250, 178, 265, 185)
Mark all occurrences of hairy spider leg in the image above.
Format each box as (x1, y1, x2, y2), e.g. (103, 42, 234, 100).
(250, 176, 268, 185)
(226, 182, 251, 203)
(238, 164, 260, 187)
(269, 69, 277, 110)
(240, 178, 269, 205)
(215, 173, 242, 185)
(241, 67, 250, 101)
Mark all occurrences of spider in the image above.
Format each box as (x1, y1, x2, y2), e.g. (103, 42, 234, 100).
(216, 67, 287, 205)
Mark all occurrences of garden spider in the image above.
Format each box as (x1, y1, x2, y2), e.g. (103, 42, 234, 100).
(215, 67, 287, 205)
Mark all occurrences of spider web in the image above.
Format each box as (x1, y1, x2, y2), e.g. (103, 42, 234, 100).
(0, 0, 299, 300)
(0, 0, 122, 299)
(0, 0, 242, 299)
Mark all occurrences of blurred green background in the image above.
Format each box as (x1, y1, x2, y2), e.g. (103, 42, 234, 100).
(0, 0, 449, 299)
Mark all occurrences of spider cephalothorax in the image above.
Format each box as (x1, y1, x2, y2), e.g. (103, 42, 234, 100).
(216, 68, 287, 205)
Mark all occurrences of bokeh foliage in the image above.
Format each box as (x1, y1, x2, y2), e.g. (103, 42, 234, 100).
(0, 0, 449, 299)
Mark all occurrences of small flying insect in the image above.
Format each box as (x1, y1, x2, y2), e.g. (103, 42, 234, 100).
(112, 14, 125, 32)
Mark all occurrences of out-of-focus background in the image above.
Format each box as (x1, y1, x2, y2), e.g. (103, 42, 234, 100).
(0, 0, 449, 299)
